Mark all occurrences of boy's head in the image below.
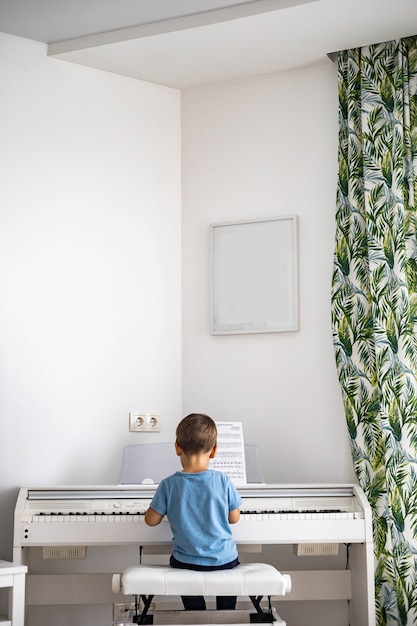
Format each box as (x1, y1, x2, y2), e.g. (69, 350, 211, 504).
(176, 413, 217, 454)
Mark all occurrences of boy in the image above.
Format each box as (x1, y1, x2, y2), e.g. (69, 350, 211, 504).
(145, 413, 242, 610)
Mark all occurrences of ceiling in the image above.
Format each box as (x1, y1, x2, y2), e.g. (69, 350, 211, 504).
(1, 0, 417, 89)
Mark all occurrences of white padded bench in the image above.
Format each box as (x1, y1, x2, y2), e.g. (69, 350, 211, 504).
(112, 563, 291, 597)
(112, 563, 291, 624)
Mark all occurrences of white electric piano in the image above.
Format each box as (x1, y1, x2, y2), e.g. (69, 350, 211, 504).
(13, 483, 375, 625)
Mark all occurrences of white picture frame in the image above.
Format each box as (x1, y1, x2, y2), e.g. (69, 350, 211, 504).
(210, 216, 299, 335)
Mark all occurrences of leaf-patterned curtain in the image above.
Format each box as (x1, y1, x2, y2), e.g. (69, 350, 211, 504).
(331, 36, 417, 625)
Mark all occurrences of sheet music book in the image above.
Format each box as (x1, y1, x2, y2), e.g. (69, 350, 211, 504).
(209, 421, 247, 484)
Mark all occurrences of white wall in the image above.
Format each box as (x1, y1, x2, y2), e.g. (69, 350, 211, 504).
(0, 33, 182, 559)
(181, 64, 355, 485)
(0, 33, 357, 626)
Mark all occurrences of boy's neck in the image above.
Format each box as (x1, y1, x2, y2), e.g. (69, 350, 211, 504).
(180, 451, 212, 473)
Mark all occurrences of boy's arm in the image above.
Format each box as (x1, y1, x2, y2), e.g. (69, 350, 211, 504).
(145, 507, 164, 526)
(228, 507, 240, 524)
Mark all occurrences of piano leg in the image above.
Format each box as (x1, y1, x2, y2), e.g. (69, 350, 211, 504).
(348, 542, 375, 626)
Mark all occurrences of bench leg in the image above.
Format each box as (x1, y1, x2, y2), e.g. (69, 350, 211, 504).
(132, 594, 154, 624)
(249, 596, 275, 622)
(130, 593, 276, 623)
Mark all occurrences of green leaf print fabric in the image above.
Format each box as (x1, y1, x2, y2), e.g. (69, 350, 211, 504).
(332, 36, 417, 625)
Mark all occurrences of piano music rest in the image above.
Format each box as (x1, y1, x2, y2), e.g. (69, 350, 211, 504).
(112, 563, 291, 625)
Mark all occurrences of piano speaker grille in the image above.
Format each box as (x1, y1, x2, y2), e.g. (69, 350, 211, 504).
(295, 543, 339, 557)
(43, 546, 87, 560)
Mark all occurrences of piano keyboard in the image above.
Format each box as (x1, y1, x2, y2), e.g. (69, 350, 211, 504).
(15, 484, 369, 547)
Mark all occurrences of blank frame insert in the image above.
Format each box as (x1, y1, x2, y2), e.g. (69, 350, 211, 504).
(211, 216, 298, 334)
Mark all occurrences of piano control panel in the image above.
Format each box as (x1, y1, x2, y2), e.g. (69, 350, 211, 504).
(21, 493, 364, 517)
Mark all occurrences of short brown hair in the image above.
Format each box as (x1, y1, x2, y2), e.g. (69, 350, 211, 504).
(176, 414, 217, 454)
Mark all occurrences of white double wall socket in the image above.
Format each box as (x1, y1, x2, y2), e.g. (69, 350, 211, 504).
(129, 411, 161, 432)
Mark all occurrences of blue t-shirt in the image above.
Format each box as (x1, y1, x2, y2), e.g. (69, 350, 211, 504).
(149, 469, 243, 566)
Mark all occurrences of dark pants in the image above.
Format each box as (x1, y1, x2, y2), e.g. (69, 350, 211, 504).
(170, 555, 239, 610)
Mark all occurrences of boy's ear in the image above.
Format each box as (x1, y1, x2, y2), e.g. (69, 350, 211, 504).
(175, 442, 182, 456)
(209, 444, 217, 459)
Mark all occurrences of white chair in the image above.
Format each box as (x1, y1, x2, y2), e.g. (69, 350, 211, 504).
(0, 560, 27, 626)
